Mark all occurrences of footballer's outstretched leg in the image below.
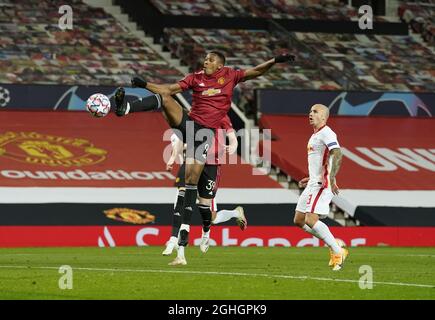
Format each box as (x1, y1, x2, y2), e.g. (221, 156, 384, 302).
(114, 87, 163, 116)
(114, 78, 184, 128)
(211, 206, 248, 230)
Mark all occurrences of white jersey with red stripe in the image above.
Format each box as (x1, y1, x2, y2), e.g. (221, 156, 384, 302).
(307, 125, 340, 189)
(296, 125, 340, 216)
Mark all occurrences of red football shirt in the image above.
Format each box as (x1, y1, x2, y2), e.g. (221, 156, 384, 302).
(178, 67, 245, 129)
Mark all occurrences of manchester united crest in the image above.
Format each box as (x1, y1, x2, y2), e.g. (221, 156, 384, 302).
(0, 131, 107, 167)
(104, 208, 156, 224)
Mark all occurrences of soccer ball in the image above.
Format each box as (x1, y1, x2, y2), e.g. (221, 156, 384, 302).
(86, 93, 111, 117)
(0, 86, 11, 107)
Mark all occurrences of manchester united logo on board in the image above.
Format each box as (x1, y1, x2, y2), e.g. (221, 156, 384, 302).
(104, 208, 156, 224)
(0, 131, 107, 167)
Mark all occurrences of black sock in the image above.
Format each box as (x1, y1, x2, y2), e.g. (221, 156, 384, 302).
(181, 185, 197, 225)
(178, 185, 197, 247)
(129, 94, 162, 112)
(198, 204, 212, 233)
(171, 190, 184, 238)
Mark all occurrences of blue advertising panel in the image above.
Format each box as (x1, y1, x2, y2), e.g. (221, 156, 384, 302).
(257, 89, 434, 117)
(0, 84, 152, 110)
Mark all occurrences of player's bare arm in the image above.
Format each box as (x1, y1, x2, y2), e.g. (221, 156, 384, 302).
(243, 53, 295, 81)
(328, 148, 343, 195)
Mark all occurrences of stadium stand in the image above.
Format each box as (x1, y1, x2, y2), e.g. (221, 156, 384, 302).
(151, 0, 360, 21)
(398, 0, 435, 44)
(292, 32, 435, 92)
(0, 0, 183, 85)
(162, 28, 435, 93)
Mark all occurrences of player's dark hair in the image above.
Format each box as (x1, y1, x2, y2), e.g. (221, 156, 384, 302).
(209, 51, 226, 65)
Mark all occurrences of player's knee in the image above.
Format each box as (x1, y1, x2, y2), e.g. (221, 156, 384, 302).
(293, 213, 305, 227)
(160, 89, 172, 99)
(304, 213, 318, 227)
(185, 175, 200, 185)
(198, 197, 211, 206)
(294, 218, 305, 228)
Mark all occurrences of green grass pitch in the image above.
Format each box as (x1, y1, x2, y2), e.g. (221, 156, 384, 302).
(0, 246, 434, 300)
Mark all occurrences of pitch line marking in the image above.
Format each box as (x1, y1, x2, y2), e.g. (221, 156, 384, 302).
(0, 265, 433, 289)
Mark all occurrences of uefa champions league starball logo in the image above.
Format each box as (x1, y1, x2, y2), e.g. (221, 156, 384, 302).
(0, 87, 11, 107)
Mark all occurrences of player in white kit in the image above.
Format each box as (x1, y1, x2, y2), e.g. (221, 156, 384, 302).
(294, 104, 348, 271)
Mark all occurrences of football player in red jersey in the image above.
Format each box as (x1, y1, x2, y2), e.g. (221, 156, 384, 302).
(114, 51, 294, 264)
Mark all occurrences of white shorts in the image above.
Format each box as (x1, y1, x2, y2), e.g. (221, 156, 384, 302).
(295, 184, 333, 216)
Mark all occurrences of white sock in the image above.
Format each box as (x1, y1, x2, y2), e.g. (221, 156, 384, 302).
(125, 102, 130, 114)
(202, 230, 210, 238)
(302, 224, 321, 239)
(169, 236, 177, 244)
(155, 93, 162, 109)
(312, 221, 341, 254)
(212, 209, 239, 224)
(177, 245, 185, 259)
(179, 224, 190, 232)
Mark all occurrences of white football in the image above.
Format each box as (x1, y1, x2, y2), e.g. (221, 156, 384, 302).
(86, 93, 111, 117)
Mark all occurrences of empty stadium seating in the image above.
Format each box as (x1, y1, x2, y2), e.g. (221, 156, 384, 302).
(163, 28, 435, 92)
(293, 32, 435, 92)
(399, 1, 435, 43)
(151, 0, 359, 21)
(0, 0, 183, 85)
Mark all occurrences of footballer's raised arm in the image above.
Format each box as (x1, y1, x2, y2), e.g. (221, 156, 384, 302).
(242, 53, 295, 81)
(242, 58, 275, 81)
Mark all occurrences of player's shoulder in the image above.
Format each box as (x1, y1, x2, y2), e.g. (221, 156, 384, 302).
(223, 66, 242, 74)
(317, 125, 338, 141)
(322, 125, 337, 136)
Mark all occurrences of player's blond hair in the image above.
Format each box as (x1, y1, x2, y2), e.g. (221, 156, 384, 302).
(312, 104, 329, 121)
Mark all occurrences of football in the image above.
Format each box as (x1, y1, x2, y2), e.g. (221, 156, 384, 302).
(86, 93, 111, 117)
(0, 86, 11, 107)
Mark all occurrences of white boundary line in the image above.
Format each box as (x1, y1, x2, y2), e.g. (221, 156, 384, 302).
(0, 265, 433, 289)
(0, 187, 297, 204)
